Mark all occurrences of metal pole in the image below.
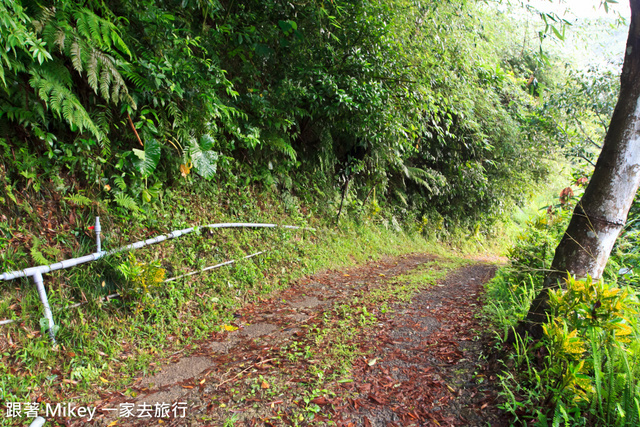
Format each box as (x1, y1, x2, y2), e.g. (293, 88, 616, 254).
(164, 251, 265, 282)
(95, 216, 101, 253)
(29, 417, 46, 427)
(0, 222, 316, 343)
(33, 271, 56, 343)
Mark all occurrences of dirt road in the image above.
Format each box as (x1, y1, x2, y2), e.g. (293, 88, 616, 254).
(79, 254, 510, 426)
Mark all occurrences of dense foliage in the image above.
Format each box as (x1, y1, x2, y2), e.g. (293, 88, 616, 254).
(4, 1, 640, 423)
(0, 0, 564, 270)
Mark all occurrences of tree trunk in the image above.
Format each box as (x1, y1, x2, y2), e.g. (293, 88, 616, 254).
(335, 176, 351, 225)
(519, 0, 640, 339)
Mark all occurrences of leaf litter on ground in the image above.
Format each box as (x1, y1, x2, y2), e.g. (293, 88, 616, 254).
(66, 253, 511, 426)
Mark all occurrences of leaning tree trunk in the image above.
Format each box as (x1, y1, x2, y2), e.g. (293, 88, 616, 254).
(519, 0, 640, 339)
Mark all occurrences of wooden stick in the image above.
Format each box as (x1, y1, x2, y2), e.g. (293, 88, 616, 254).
(127, 112, 144, 147)
(215, 358, 276, 389)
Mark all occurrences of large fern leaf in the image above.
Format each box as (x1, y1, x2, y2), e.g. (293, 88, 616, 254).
(29, 66, 104, 141)
(37, 5, 133, 107)
(114, 193, 140, 211)
(266, 135, 297, 161)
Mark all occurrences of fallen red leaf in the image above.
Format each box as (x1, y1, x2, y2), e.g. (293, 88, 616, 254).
(368, 393, 386, 405)
(311, 396, 329, 405)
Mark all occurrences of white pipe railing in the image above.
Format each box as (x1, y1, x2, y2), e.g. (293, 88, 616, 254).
(29, 416, 46, 427)
(163, 251, 265, 283)
(0, 250, 268, 327)
(0, 220, 313, 343)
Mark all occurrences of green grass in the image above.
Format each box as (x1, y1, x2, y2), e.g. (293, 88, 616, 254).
(0, 179, 492, 426)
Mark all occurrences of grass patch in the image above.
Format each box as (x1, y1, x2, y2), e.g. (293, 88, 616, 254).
(0, 178, 482, 427)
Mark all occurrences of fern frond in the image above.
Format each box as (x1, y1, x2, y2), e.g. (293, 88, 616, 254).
(122, 69, 154, 92)
(31, 6, 56, 33)
(70, 41, 83, 72)
(29, 67, 104, 141)
(54, 28, 66, 52)
(64, 193, 93, 206)
(393, 189, 408, 206)
(71, 7, 131, 58)
(94, 50, 127, 100)
(38, 5, 132, 107)
(30, 236, 50, 265)
(61, 96, 77, 126)
(94, 107, 113, 130)
(113, 175, 127, 191)
(99, 66, 112, 102)
(267, 136, 297, 160)
(405, 166, 429, 178)
(31, 247, 50, 265)
(87, 50, 99, 91)
(50, 84, 64, 112)
(408, 176, 431, 191)
(114, 192, 140, 211)
(74, 9, 98, 47)
(167, 101, 182, 127)
(112, 80, 122, 105)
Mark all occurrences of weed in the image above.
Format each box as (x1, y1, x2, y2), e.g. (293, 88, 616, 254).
(223, 413, 239, 426)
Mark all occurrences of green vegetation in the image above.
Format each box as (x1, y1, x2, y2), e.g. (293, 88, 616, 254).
(0, 0, 560, 257)
(488, 262, 640, 425)
(486, 181, 640, 425)
(2, 0, 639, 425)
(0, 181, 472, 412)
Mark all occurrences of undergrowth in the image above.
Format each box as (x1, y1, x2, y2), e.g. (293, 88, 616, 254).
(486, 203, 640, 426)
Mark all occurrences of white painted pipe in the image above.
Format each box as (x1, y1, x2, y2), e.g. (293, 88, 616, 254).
(0, 250, 267, 326)
(95, 216, 101, 253)
(164, 251, 265, 282)
(33, 271, 56, 343)
(0, 222, 313, 342)
(29, 416, 46, 427)
(0, 222, 313, 281)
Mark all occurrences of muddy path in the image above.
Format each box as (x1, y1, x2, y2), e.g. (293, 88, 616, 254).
(78, 254, 510, 426)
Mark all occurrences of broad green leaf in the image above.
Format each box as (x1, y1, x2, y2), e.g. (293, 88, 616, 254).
(278, 20, 297, 35)
(133, 138, 161, 177)
(145, 120, 159, 135)
(278, 20, 292, 33)
(188, 138, 219, 180)
(132, 148, 144, 160)
(192, 150, 219, 180)
(200, 134, 215, 151)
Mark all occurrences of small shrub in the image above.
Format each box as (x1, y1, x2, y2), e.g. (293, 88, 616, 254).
(496, 275, 640, 426)
(116, 253, 166, 309)
(544, 276, 640, 426)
